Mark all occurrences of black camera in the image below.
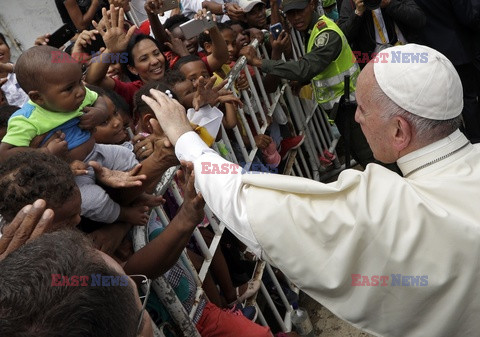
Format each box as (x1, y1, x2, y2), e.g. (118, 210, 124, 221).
(363, 0, 381, 10)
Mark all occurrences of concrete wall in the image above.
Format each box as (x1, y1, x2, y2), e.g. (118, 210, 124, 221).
(0, 0, 63, 61)
(0, 0, 152, 61)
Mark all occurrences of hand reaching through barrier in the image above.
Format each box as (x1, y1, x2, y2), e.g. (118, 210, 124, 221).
(177, 161, 205, 225)
(193, 76, 243, 110)
(88, 161, 148, 188)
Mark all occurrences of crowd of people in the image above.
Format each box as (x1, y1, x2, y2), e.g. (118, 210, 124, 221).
(0, 0, 479, 336)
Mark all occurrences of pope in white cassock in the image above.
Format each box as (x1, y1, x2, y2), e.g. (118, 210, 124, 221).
(142, 44, 480, 337)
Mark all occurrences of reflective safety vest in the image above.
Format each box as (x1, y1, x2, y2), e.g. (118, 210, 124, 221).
(306, 16, 360, 110)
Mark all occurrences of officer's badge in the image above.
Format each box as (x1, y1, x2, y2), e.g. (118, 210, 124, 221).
(316, 21, 327, 29)
(315, 32, 329, 47)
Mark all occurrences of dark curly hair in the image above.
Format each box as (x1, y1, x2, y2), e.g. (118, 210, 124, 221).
(163, 14, 189, 31)
(133, 80, 175, 118)
(0, 152, 77, 222)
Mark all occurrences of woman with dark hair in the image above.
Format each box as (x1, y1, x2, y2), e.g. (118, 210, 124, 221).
(86, 7, 168, 112)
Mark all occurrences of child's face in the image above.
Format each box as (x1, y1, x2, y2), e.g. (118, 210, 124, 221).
(92, 96, 128, 144)
(36, 63, 86, 112)
(173, 79, 195, 109)
(107, 62, 123, 80)
(171, 27, 199, 55)
(0, 37, 11, 64)
(221, 29, 237, 63)
(179, 60, 210, 88)
(230, 24, 250, 58)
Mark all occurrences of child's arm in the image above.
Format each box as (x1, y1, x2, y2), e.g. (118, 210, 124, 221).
(123, 162, 205, 278)
(263, 30, 291, 93)
(202, 12, 229, 72)
(63, 0, 100, 31)
(85, 6, 136, 89)
(0, 131, 68, 162)
(222, 103, 238, 129)
(144, 0, 170, 46)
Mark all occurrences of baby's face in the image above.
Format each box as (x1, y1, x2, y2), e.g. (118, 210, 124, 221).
(38, 63, 86, 112)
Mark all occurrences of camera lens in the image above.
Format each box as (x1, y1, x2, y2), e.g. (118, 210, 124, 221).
(363, 0, 381, 10)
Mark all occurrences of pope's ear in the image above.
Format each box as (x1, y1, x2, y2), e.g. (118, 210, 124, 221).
(392, 115, 412, 152)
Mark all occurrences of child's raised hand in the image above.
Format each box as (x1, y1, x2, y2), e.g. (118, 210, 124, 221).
(93, 5, 136, 54)
(178, 161, 205, 225)
(79, 106, 108, 130)
(164, 29, 189, 57)
(144, 0, 165, 15)
(71, 29, 100, 64)
(34, 33, 51, 46)
(193, 76, 243, 110)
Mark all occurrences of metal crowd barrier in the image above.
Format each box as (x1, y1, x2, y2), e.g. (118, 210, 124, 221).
(132, 28, 347, 336)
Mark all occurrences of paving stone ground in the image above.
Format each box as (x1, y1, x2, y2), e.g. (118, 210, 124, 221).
(301, 292, 374, 337)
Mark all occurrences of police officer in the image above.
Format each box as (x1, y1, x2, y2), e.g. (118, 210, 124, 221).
(240, 0, 377, 167)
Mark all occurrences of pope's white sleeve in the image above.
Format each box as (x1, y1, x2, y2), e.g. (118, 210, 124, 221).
(175, 132, 263, 257)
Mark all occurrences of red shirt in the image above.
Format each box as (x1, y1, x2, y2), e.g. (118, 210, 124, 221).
(113, 78, 144, 113)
